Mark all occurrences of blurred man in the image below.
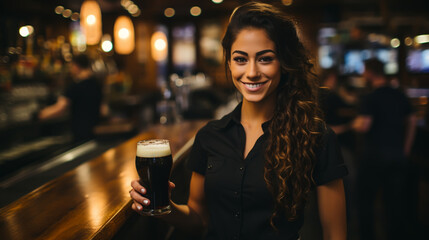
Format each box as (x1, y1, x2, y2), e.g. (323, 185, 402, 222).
(319, 67, 359, 233)
(353, 58, 416, 240)
(39, 54, 102, 143)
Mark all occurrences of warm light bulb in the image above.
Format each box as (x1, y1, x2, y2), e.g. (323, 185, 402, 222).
(87, 15, 96, 25)
(155, 39, 166, 51)
(80, 0, 102, 45)
(151, 31, 168, 61)
(114, 16, 135, 54)
(119, 28, 130, 39)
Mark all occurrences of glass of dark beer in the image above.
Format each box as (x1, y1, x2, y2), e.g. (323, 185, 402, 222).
(136, 139, 173, 215)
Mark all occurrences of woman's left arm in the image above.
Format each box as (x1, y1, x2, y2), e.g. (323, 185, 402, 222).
(317, 178, 347, 240)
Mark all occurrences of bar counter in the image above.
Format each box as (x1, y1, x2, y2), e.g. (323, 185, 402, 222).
(0, 120, 207, 240)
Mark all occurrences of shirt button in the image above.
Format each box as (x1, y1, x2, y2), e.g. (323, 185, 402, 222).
(234, 191, 239, 195)
(239, 166, 244, 171)
(208, 164, 213, 170)
(234, 211, 240, 218)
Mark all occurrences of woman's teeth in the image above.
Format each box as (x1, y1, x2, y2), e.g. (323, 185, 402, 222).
(244, 83, 263, 89)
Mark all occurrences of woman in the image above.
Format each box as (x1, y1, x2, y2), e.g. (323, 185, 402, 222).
(130, 2, 347, 239)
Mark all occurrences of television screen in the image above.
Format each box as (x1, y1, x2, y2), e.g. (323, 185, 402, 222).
(406, 49, 429, 73)
(342, 48, 398, 75)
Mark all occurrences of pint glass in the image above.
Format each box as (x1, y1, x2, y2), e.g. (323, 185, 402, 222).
(136, 139, 172, 215)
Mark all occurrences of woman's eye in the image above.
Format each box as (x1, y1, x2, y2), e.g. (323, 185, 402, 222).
(259, 56, 274, 63)
(233, 57, 247, 63)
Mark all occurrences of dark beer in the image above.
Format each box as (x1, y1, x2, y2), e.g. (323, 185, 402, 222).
(136, 139, 172, 215)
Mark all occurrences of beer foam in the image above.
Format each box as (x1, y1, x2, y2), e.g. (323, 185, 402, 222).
(137, 141, 171, 158)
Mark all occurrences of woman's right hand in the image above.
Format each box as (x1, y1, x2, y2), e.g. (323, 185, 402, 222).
(129, 180, 176, 215)
(130, 179, 150, 213)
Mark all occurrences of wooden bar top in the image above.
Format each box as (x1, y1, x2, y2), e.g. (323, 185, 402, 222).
(0, 120, 207, 240)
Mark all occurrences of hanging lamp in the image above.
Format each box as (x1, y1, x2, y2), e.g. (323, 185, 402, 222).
(114, 15, 135, 55)
(80, 0, 102, 45)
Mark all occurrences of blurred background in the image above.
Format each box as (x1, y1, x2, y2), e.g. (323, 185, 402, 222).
(0, 0, 428, 239)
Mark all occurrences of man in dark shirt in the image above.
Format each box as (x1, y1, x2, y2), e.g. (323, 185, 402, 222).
(353, 58, 416, 240)
(318, 68, 357, 149)
(39, 54, 102, 143)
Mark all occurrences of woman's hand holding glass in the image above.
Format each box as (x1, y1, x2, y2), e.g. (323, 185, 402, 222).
(130, 180, 176, 215)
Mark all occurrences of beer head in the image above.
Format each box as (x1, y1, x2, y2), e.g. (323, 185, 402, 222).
(137, 139, 171, 158)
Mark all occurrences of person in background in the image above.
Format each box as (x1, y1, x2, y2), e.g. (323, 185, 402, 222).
(130, 2, 347, 240)
(352, 58, 417, 240)
(39, 54, 103, 143)
(319, 67, 355, 136)
(319, 67, 358, 234)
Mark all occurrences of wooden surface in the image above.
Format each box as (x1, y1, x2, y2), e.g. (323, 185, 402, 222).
(0, 120, 207, 240)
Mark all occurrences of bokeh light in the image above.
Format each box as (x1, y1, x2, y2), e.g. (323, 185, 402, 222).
(71, 12, 80, 21)
(404, 37, 413, 46)
(190, 6, 201, 17)
(55, 6, 64, 14)
(164, 8, 175, 17)
(102, 40, 113, 52)
(62, 9, 72, 18)
(19, 25, 34, 37)
(282, 0, 293, 6)
(390, 38, 400, 48)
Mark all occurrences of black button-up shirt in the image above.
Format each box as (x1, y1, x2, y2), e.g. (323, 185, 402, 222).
(188, 103, 348, 240)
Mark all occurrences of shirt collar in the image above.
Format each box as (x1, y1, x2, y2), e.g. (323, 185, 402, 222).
(211, 102, 242, 130)
(213, 102, 271, 133)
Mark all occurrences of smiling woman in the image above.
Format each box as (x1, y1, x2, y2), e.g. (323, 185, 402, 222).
(220, 4, 347, 237)
(130, 2, 348, 240)
(229, 28, 281, 104)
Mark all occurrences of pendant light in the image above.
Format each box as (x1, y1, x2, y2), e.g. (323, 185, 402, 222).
(114, 16, 135, 54)
(80, 0, 102, 45)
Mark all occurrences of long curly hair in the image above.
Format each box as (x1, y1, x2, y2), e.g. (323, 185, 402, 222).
(222, 2, 325, 227)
